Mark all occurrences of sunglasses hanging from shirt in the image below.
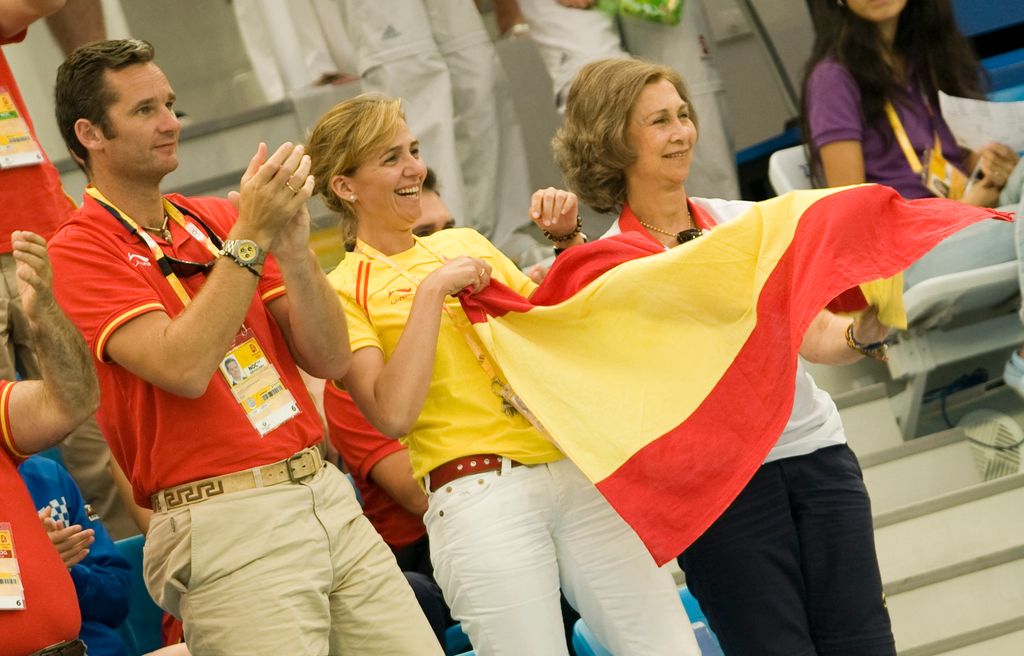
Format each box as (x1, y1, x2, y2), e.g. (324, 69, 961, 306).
(85, 186, 222, 306)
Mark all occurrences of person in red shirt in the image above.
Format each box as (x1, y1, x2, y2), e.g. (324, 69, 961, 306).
(48, 39, 440, 655)
(1, 0, 136, 543)
(0, 228, 100, 656)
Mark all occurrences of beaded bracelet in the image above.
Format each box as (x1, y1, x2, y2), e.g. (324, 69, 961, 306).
(845, 322, 888, 361)
(542, 215, 583, 243)
(554, 233, 588, 256)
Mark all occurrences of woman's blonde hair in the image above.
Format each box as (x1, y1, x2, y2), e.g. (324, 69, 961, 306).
(307, 93, 406, 248)
(553, 58, 696, 214)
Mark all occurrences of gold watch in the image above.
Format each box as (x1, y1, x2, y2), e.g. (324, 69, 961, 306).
(221, 239, 265, 277)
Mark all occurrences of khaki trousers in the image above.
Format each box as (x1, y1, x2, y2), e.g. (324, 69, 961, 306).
(144, 463, 441, 655)
(0, 253, 136, 539)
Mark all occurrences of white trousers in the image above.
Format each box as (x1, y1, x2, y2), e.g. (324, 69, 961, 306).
(516, 0, 740, 200)
(338, 0, 541, 265)
(234, 0, 356, 102)
(425, 457, 699, 656)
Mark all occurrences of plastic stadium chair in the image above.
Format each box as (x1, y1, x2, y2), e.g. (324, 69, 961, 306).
(115, 534, 166, 655)
(572, 587, 724, 655)
(344, 471, 364, 507)
(445, 623, 472, 655)
(679, 586, 706, 625)
(888, 257, 1023, 438)
(36, 446, 65, 468)
(572, 619, 611, 656)
(767, 144, 813, 195)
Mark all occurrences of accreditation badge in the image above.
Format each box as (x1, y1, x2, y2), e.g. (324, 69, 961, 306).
(220, 327, 301, 436)
(922, 138, 966, 200)
(0, 89, 44, 170)
(0, 523, 26, 610)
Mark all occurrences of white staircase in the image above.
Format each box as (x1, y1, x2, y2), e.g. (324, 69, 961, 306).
(857, 426, 1024, 654)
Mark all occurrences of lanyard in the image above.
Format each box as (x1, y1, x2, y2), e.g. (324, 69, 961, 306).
(86, 186, 221, 307)
(884, 99, 942, 175)
(354, 237, 537, 422)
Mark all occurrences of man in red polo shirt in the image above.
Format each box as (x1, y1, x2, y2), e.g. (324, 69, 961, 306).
(1, 229, 100, 656)
(48, 39, 440, 655)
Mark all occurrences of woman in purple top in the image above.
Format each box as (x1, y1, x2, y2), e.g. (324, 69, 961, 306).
(800, 0, 1017, 206)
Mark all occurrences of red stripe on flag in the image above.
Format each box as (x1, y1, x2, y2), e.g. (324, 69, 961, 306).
(460, 186, 1011, 564)
(461, 232, 663, 319)
(597, 188, 1011, 564)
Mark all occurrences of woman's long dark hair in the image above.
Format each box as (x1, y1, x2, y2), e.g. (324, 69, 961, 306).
(799, 0, 984, 183)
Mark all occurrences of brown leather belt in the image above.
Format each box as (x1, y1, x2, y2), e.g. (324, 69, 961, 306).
(29, 639, 86, 656)
(151, 447, 323, 512)
(426, 453, 522, 492)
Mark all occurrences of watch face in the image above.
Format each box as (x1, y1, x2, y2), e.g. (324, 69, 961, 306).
(237, 242, 258, 262)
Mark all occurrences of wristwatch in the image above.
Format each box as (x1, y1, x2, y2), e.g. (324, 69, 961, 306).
(221, 239, 266, 277)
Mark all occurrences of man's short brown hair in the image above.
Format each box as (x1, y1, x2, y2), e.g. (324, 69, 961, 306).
(55, 39, 155, 170)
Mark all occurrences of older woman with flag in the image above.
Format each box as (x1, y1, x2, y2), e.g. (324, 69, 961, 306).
(307, 93, 698, 656)
(534, 57, 899, 655)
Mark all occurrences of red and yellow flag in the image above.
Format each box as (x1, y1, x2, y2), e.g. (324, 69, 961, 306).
(461, 186, 1011, 564)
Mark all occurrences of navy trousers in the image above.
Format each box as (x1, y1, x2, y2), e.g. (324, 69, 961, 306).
(678, 444, 896, 656)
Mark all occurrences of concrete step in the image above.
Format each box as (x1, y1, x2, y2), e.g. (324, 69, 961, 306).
(859, 428, 983, 514)
(933, 623, 1024, 656)
(887, 557, 1024, 654)
(871, 473, 1024, 654)
(833, 382, 906, 456)
(874, 472, 1024, 591)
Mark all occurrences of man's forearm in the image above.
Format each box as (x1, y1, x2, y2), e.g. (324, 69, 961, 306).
(33, 299, 99, 424)
(105, 256, 265, 398)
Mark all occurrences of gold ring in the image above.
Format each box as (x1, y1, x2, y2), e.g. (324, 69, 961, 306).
(479, 268, 486, 278)
(285, 181, 299, 194)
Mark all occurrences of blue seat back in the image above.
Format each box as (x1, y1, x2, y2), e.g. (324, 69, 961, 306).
(114, 534, 166, 655)
(571, 586, 723, 655)
(445, 623, 472, 655)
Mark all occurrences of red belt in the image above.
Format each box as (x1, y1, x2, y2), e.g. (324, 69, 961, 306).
(427, 454, 522, 492)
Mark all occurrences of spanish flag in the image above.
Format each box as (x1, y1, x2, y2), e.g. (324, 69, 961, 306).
(461, 186, 1011, 564)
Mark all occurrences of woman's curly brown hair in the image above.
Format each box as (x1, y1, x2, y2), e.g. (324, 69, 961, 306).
(553, 59, 695, 214)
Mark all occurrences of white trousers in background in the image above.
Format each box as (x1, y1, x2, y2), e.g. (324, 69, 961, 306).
(425, 457, 699, 656)
(337, 0, 542, 265)
(234, 0, 356, 102)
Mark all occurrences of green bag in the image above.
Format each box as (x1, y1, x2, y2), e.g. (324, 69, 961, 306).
(595, 0, 620, 17)
(619, 0, 684, 26)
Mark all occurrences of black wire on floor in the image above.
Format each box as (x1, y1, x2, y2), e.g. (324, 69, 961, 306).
(923, 368, 1024, 450)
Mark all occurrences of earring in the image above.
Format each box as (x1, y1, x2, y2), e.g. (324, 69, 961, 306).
(350, 195, 357, 202)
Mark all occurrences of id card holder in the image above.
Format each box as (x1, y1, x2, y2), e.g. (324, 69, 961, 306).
(0, 523, 26, 610)
(0, 89, 44, 170)
(220, 326, 301, 436)
(921, 140, 966, 200)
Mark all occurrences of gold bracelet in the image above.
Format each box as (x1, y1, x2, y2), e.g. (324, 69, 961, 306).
(845, 322, 887, 361)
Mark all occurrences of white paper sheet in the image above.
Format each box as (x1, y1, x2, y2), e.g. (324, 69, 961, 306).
(938, 91, 1024, 152)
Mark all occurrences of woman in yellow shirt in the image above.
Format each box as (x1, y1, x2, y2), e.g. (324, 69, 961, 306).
(308, 93, 697, 656)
